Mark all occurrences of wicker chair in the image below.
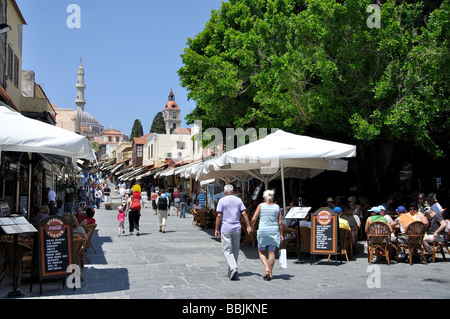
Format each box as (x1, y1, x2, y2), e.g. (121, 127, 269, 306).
(83, 224, 97, 254)
(191, 209, 200, 228)
(397, 221, 427, 265)
(432, 220, 450, 262)
(72, 236, 86, 281)
(329, 228, 353, 262)
(280, 225, 298, 255)
(367, 221, 392, 265)
(299, 226, 311, 254)
(241, 217, 257, 248)
(81, 224, 96, 264)
(0, 239, 34, 288)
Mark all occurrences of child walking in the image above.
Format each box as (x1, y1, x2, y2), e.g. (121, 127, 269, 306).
(117, 206, 126, 236)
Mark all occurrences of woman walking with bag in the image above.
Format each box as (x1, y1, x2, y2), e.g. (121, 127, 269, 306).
(250, 190, 284, 281)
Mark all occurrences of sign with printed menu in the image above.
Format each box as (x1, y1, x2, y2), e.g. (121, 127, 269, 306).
(38, 216, 73, 279)
(311, 207, 338, 255)
(0, 216, 37, 234)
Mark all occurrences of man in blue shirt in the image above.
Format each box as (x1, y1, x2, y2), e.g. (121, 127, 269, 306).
(197, 189, 207, 207)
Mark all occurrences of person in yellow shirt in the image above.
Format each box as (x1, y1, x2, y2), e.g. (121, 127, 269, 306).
(334, 207, 350, 230)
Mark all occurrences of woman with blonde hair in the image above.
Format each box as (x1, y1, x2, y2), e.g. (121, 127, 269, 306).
(250, 189, 284, 281)
(64, 213, 87, 239)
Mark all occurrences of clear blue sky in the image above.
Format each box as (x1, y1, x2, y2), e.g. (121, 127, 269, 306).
(17, 0, 224, 136)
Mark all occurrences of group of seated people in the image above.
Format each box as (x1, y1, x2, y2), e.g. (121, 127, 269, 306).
(364, 202, 448, 260)
(30, 204, 97, 239)
(279, 192, 447, 262)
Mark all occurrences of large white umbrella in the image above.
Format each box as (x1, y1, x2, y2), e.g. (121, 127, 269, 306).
(0, 105, 95, 160)
(196, 130, 357, 213)
(0, 105, 96, 214)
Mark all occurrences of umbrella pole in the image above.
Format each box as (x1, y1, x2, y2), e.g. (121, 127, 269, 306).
(28, 153, 32, 219)
(281, 159, 286, 217)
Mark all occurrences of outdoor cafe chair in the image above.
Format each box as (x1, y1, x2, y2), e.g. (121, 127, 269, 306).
(299, 226, 311, 254)
(367, 221, 392, 265)
(0, 237, 33, 289)
(80, 224, 96, 264)
(328, 228, 353, 262)
(72, 235, 86, 282)
(280, 225, 298, 254)
(240, 217, 257, 248)
(396, 221, 427, 265)
(431, 220, 450, 263)
(83, 224, 97, 253)
(191, 209, 200, 228)
(195, 209, 208, 228)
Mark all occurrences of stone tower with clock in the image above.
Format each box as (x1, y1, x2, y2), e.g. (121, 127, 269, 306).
(162, 89, 181, 134)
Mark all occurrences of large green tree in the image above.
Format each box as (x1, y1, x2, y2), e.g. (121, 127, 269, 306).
(150, 112, 166, 134)
(179, 0, 449, 158)
(130, 119, 144, 140)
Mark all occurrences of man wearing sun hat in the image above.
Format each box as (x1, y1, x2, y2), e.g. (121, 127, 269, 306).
(365, 206, 392, 233)
(378, 205, 394, 224)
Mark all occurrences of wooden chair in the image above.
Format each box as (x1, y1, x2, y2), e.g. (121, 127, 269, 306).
(191, 209, 200, 228)
(432, 220, 450, 262)
(81, 224, 97, 264)
(210, 210, 217, 229)
(329, 228, 353, 262)
(241, 217, 257, 248)
(280, 225, 298, 254)
(397, 221, 427, 265)
(206, 209, 216, 229)
(0, 239, 34, 288)
(299, 226, 311, 254)
(72, 236, 85, 281)
(367, 221, 392, 265)
(83, 224, 97, 254)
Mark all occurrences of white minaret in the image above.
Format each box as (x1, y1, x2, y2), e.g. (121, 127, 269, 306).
(75, 58, 86, 112)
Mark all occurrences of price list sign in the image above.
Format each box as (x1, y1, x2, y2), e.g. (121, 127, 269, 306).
(311, 208, 338, 255)
(38, 217, 73, 279)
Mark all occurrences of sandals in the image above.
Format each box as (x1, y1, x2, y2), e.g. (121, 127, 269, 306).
(263, 272, 271, 281)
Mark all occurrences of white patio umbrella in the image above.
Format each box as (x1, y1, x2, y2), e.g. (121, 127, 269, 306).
(0, 105, 96, 214)
(0, 105, 95, 160)
(196, 130, 357, 214)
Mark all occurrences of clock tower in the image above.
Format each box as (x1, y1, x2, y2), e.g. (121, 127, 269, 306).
(162, 89, 181, 133)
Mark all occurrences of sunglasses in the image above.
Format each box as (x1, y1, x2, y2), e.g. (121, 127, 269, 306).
(409, 207, 418, 211)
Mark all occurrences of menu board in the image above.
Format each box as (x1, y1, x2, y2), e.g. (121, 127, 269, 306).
(38, 216, 73, 279)
(311, 208, 338, 255)
(284, 207, 311, 220)
(0, 216, 37, 234)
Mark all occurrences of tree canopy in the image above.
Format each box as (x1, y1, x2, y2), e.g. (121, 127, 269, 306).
(179, 0, 449, 158)
(150, 112, 166, 134)
(130, 119, 144, 140)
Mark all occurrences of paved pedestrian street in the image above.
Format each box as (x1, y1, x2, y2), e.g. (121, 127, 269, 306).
(1, 203, 450, 302)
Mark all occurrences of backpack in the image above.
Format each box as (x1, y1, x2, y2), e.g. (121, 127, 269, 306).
(158, 194, 168, 210)
(130, 191, 141, 210)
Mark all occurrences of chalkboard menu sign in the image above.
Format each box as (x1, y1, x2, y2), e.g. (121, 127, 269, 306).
(311, 207, 338, 255)
(38, 216, 73, 279)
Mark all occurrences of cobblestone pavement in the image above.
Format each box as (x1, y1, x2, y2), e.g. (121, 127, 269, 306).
(1, 196, 450, 301)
